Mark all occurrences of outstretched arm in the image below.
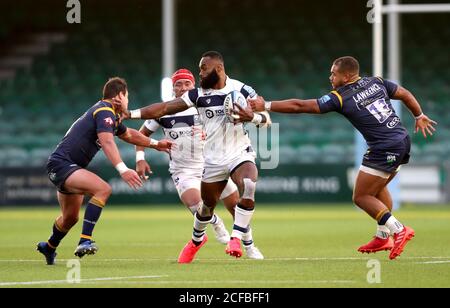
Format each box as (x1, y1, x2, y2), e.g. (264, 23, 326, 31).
(248, 96, 321, 114)
(125, 98, 189, 120)
(118, 128, 172, 152)
(393, 86, 437, 138)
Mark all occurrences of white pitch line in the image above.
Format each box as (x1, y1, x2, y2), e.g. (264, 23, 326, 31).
(1, 256, 449, 263)
(0, 275, 168, 287)
(74, 280, 356, 285)
(416, 260, 450, 264)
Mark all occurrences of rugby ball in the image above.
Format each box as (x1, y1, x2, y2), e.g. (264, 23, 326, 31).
(224, 90, 247, 122)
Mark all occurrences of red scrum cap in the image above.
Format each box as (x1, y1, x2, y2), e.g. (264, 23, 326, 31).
(171, 69, 195, 86)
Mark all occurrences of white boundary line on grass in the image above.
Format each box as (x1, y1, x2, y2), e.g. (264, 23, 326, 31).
(1, 256, 450, 263)
(79, 280, 357, 285)
(416, 260, 450, 264)
(0, 275, 168, 286)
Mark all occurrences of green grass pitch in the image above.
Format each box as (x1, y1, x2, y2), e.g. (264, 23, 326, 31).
(0, 204, 449, 288)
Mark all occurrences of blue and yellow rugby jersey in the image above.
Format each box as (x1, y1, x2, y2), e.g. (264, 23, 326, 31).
(317, 77, 408, 149)
(50, 101, 127, 168)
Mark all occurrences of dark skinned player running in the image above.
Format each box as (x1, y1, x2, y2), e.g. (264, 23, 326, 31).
(234, 56, 436, 260)
(122, 51, 270, 263)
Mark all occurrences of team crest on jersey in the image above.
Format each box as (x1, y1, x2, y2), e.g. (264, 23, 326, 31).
(206, 98, 212, 104)
(104, 117, 114, 126)
(171, 119, 176, 126)
(49, 172, 56, 181)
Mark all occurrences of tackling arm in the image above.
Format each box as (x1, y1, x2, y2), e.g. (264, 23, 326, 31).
(118, 127, 156, 148)
(135, 125, 153, 153)
(128, 98, 189, 120)
(249, 96, 321, 114)
(118, 127, 172, 152)
(269, 99, 321, 114)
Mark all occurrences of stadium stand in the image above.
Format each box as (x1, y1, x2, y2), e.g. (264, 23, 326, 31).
(0, 0, 448, 166)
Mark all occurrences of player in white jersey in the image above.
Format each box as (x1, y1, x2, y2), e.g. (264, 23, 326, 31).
(123, 51, 269, 263)
(134, 68, 263, 259)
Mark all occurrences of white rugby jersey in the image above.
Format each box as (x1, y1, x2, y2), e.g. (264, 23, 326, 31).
(144, 107, 204, 172)
(181, 77, 257, 165)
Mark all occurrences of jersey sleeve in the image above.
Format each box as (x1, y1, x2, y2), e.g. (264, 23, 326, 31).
(181, 89, 199, 108)
(94, 109, 117, 134)
(240, 84, 258, 99)
(115, 122, 127, 136)
(382, 79, 399, 98)
(144, 119, 160, 132)
(317, 92, 342, 114)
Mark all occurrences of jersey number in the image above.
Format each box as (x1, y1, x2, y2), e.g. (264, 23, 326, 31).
(366, 99, 392, 123)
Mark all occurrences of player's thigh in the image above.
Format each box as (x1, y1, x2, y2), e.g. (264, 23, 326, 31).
(64, 169, 111, 197)
(354, 169, 390, 198)
(173, 171, 202, 205)
(57, 191, 84, 219)
(201, 181, 228, 206)
(180, 188, 202, 208)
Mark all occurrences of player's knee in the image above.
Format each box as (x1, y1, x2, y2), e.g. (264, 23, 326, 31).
(352, 193, 364, 206)
(197, 201, 215, 218)
(96, 183, 112, 200)
(201, 193, 219, 209)
(188, 201, 202, 212)
(241, 178, 256, 202)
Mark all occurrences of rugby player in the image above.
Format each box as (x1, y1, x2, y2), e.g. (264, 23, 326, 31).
(239, 56, 437, 260)
(135, 69, 263, 259)
(37, 77, 172, 265)
(123, 51, 270, 263)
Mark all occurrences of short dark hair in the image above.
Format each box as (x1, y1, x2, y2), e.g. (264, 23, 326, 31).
(333, 56, 360, 75)
(201, 51, 224, 63)
(103, 77, 127, 99)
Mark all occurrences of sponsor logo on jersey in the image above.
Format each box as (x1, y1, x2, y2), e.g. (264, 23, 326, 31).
(205, 109, 225, 119)
(387, 154, 397, 164)
(169, 131, 179, 139)
(387, 116, 400, 129)
(205, 110, 214, 119)
(318, 95, 331, 104)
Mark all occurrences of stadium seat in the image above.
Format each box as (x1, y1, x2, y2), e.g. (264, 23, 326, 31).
(1, 0, 448, 166)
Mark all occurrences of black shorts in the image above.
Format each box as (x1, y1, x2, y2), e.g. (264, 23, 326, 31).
(46, 157, 82, 194)
(362, 136, 411, 174)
